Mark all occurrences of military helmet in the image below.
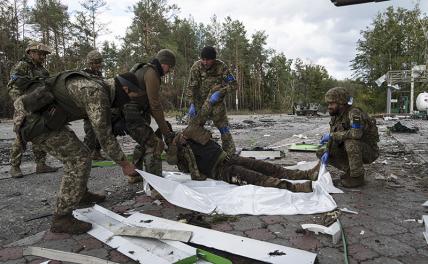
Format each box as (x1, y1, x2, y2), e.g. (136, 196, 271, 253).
(25, 41, 52, 54)
(156, 49, 176, 67)
(325, 87, 351, 105)
(86, 50, 103, 64)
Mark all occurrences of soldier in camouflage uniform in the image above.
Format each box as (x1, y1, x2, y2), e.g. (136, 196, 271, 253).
(13, 71, 142, 234)
(82, 50, 106, 160)
(186, 46, 237, 156)
(124, 49, 176, 183)
(318, 87, 379, 188)
(7, 41, 58, 178)
(167, 132, 317, 192)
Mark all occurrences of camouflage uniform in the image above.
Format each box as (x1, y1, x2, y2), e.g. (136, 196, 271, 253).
(82, 50, 105, 159)
(172, 135, 315, 192)
(126, 50, 176, 177)
(7, 43, 53, 176)
(187, 59, 237, 155)
(14, 73, 128, 216)
(321, 87, 379, 187)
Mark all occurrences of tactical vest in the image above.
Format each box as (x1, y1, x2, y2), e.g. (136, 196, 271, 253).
(130, 62, 160, 112)
(21, 71, 109, 141)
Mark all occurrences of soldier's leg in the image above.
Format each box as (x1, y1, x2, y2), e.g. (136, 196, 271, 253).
(328, 142, 350, 175)
(228, 156, 318, 180)
(9, 136, 24, 177)
(212, 103, 236, 156)
(221, 164, 312, 192)
(32, 126, 92, 234)
(342, 139, 365, 187)
(33, 143, 58, 173)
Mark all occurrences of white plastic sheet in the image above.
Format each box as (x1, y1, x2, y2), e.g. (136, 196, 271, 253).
(137, 161, 342, 215)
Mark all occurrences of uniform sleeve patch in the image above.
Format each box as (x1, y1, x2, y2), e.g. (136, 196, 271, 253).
(351, 116, 362, 129)
(224, 74, 235, 83)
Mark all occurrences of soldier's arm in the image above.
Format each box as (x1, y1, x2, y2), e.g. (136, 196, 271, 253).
(331, 108, 364, 141)
(186, 63, 200, 105)
(145, 68, 172, 137)
(83, 86, 127, 164)
(218, 63, 237, 96)
(7, 61, 32, 100)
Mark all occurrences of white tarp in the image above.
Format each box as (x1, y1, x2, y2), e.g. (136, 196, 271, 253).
(137, 161, 342, 215)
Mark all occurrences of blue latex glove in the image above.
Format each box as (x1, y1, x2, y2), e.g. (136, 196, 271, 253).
(209, 91, 222, 105)
(321, 151, 329, 165)
(320, 133, 331, 145)
(188, 104, 196, 119)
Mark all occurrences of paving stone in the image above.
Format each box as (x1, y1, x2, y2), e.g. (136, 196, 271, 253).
(316, 247, 342, 264)
(244, 229, 275, 241)
(361, 235, 416, 257)
(142, 210, 162, 217)
(289, 234, 321, 251)
(77, 237, 103, 250)
(364, 219, 408, 236)
(260, 215, 284, 225)
(79, 248, 109, 259)
(227, 230, 246, 237)
(267, 224, 287, 238)
(112, 205, 131, 214)
(231, 216, 263, 231)
(0, 258, 26, 264)
(360, 257, 405, 264)
(28, 259, 61, 264)
(37, 238, 81, 253)
(134, 195, 153, 205)
(211, 222, 233, 232)
(392, 232, 426, 249)
(109, 249, 134, 263)
(417, 247, 428, 257)
(43, 231, 71, 241)
(398, 255, 428, 264)
(347, 244, 379, 262)
(343, 225, 376, 244)
(0, 247, 23, 261)
(6, 232, 45, 247)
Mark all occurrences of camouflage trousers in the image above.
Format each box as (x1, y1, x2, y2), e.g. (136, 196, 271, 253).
(190, 100, 236, 156)
(83, 119, 101, 152)
(10, 135, 47, 167)
(32, 126, 91, 216)
(217, 156, 312, 190)
(329, 139, 379, 179)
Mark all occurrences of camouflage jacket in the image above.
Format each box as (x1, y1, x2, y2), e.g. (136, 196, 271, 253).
(82, 68, 103, 77)
(329, 106, 379, 145)
(186, 59, 237, 109)
(15, 72, 127, 164)
(8, 56, 49, 101)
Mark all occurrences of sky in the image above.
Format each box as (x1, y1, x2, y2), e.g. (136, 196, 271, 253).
(59, 0, 427, 80)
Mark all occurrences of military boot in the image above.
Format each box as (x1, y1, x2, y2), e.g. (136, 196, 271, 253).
(50, 213, 92, 234)
(290, 181, 313, 193)
(79, 190, 106, 206)
(307, 162, 321, 181)
(128, 175, 142, 184)
(36, 163, 58, 174)
(341, 176, 364, 188)
(90, 150, 106, 161)
(10, 166, 23, 178)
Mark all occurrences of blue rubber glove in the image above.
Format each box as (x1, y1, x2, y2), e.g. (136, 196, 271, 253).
(320, 133, 331, 145)
(188, 104, 196, 119)
(321, 151, 329, 165)
(209, 91, 222, 105)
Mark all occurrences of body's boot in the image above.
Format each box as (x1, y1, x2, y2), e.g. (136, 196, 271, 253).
(50, 213, 92, 234)
(10, 166, 23, 178)
(79, 190, 106, 205)
(35, 163, 58, 173)
(278, 181, 313, 193)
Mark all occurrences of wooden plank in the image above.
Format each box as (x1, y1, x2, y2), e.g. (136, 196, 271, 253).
(23, 246, 118, 264)
(114, 226, 192, 242)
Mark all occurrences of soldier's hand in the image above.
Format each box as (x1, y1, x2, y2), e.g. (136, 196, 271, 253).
(321, 151, 329, 165)
(188, 104, 197, 119)
(119, 160, 138, 177)
(320, 133, 331, 145)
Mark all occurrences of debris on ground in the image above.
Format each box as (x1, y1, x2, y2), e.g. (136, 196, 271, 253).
(177, 212, 212, 229)
(387, 122, 419, 133)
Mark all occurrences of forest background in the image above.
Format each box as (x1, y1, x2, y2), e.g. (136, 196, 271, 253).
(1, 0, 427, 117)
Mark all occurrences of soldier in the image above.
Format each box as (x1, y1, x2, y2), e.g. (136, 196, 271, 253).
(318, 87, 379, 188)
(7, 41, 58, 178)
(125, 49, 176, 183)
(14, 71, 141, 234)
(167, 131, 317, 193)
(186, 46, 237, 156)
(82, 50, 105, 160)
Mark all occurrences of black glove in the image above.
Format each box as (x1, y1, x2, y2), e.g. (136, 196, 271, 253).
(112, 118, 127, 136)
